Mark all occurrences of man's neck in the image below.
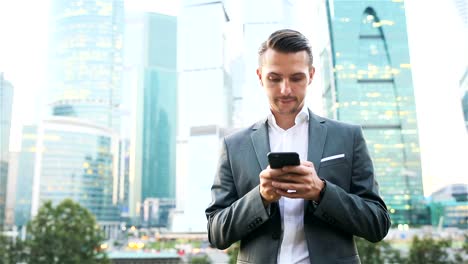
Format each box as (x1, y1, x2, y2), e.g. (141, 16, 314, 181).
(273, 113, 297, 130)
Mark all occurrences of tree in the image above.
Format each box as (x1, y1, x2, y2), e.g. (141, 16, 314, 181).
(227, 242, 239, 264)
(26, 199, 109, 264)
(355, 236, 403, 264)
(0, 231, 27, 264)
(407, 235, 453, 264)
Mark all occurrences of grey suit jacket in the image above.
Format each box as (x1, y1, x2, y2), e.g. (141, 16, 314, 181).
(206, 110, 391, 264)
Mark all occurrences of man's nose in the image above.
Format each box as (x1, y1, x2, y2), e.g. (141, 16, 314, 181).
(280, 80, 291, 95)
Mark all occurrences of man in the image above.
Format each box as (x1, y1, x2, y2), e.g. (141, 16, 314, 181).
(205, 29, 390, 264)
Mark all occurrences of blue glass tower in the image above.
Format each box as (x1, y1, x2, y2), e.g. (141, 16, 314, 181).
(124, 12, 177, 227)
(49, 0, 124, 131)
(0, 73, 14, 226)
(323, 0, 428, 225)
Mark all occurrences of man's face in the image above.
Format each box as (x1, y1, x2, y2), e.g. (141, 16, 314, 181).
(257, 48, 315, 118)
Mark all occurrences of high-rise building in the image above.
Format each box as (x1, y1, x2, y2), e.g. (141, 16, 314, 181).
(30, 118, 120, 225)
(453, 0, 468, 28)
(172, 125, 227, 232)
(322, 0, 427, 225)
(12, 126, 38, 227)
(123, 12, 177, 227)
(0, 73, 14, 226)
(430, 184, 467, 228)
(33, 0, 125, 228)
(49, 0, 124, 131)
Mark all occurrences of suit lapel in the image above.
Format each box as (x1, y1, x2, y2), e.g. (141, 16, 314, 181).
(307, 110, 327, 173)
(251, 119, 270, 171)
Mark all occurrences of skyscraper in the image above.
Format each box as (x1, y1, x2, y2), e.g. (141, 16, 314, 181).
(0, 73, 14, 226)
(49, 0, 124, 131)
(28, 0, 126, 228)
(323, 0, 427, 225)
(123, 12, 177, 227)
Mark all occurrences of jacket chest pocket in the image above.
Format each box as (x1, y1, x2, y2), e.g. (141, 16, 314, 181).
(318, 157, 350, 192)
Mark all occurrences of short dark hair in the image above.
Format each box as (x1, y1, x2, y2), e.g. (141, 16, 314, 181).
(258, 29, 313, 68)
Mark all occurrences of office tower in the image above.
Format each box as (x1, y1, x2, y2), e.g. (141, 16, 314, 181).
(453, 0, 468, 28)
(33, 0, 125, 228)
(30, 118, 120, 223)
(123, 12, 177, 227)
(178, 0, 231, 132)
(172, 125, 227, 232)
(12, 126, 38, 227)
(0, 73, 14, 226)
(49, 0, 124, 131)
(322, 0, 427, 225)
(430, 184, 467, 228)
(173, 0, 229, 231)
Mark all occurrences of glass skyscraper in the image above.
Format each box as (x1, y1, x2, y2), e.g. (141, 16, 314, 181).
(13, 126, 37, 227)
(123, 12, 177, 227)
(27, 0, 126, 228)
(31, 117, 120, 222)
(0, 73, 14, 226)
(49, 0, 124, 131)
(323, 0, 427, 225)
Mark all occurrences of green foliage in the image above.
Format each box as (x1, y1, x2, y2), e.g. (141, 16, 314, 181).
(26, 199, 109, 264)
(227, 242, 240, 264)
(0, 232, 27, 264)
(407, 235, 454, 264)
(355, 237, 403, 264)
(191, 254, 211, 264)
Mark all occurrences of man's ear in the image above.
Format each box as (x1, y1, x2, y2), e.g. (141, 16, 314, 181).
(308, 66, 316, 85)
(256, 68, 263, 86)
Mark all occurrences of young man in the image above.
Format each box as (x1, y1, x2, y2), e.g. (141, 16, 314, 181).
(206, 29, 390, 264)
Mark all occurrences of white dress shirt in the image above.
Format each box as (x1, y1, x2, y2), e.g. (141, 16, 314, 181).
(268, 106, 310, 264)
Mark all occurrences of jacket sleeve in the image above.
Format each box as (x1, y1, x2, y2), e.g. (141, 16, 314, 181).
(310, 126, 391, 242)
(205, 138, 270, 250)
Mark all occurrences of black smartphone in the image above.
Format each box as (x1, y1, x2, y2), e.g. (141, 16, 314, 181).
(267, 152, 300, 169)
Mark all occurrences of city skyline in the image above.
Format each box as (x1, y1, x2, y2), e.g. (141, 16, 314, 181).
(0, 0, 466, 205)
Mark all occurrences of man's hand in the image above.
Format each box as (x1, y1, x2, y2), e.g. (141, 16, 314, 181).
(271, 161, 324, 201)
(259, 166, 284, 207)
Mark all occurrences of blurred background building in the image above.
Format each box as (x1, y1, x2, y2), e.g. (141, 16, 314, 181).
(0, 73, 14, 227)
(321, 0, 428, 225)
(429, 183, 467, 229)
(123, 12, 177, 228)
(0, 0, 127, 236)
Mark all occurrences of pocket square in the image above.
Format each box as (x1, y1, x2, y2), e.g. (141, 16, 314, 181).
(320, 154, 345, 162)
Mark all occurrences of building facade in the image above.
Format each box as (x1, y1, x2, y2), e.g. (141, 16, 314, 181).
(430, 184, 467, 228)
(123, 12, 177, 227)
(31, 118, 120, 223)
(323, 0, 427, 225)
(49, 0, 124, 131)
(0, 73, 14, 226)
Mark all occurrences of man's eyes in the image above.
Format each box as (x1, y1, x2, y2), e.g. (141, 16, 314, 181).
(268, 76, 281, 82)
(267, 76, 304, 82)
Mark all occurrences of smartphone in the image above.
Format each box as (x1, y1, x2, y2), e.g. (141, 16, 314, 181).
(267, 152, 300, 169)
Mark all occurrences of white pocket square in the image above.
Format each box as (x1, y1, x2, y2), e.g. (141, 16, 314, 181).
(320, 154, 345, 162)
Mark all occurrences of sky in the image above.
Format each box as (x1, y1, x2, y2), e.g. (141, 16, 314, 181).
(0, 0, 466, 196)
